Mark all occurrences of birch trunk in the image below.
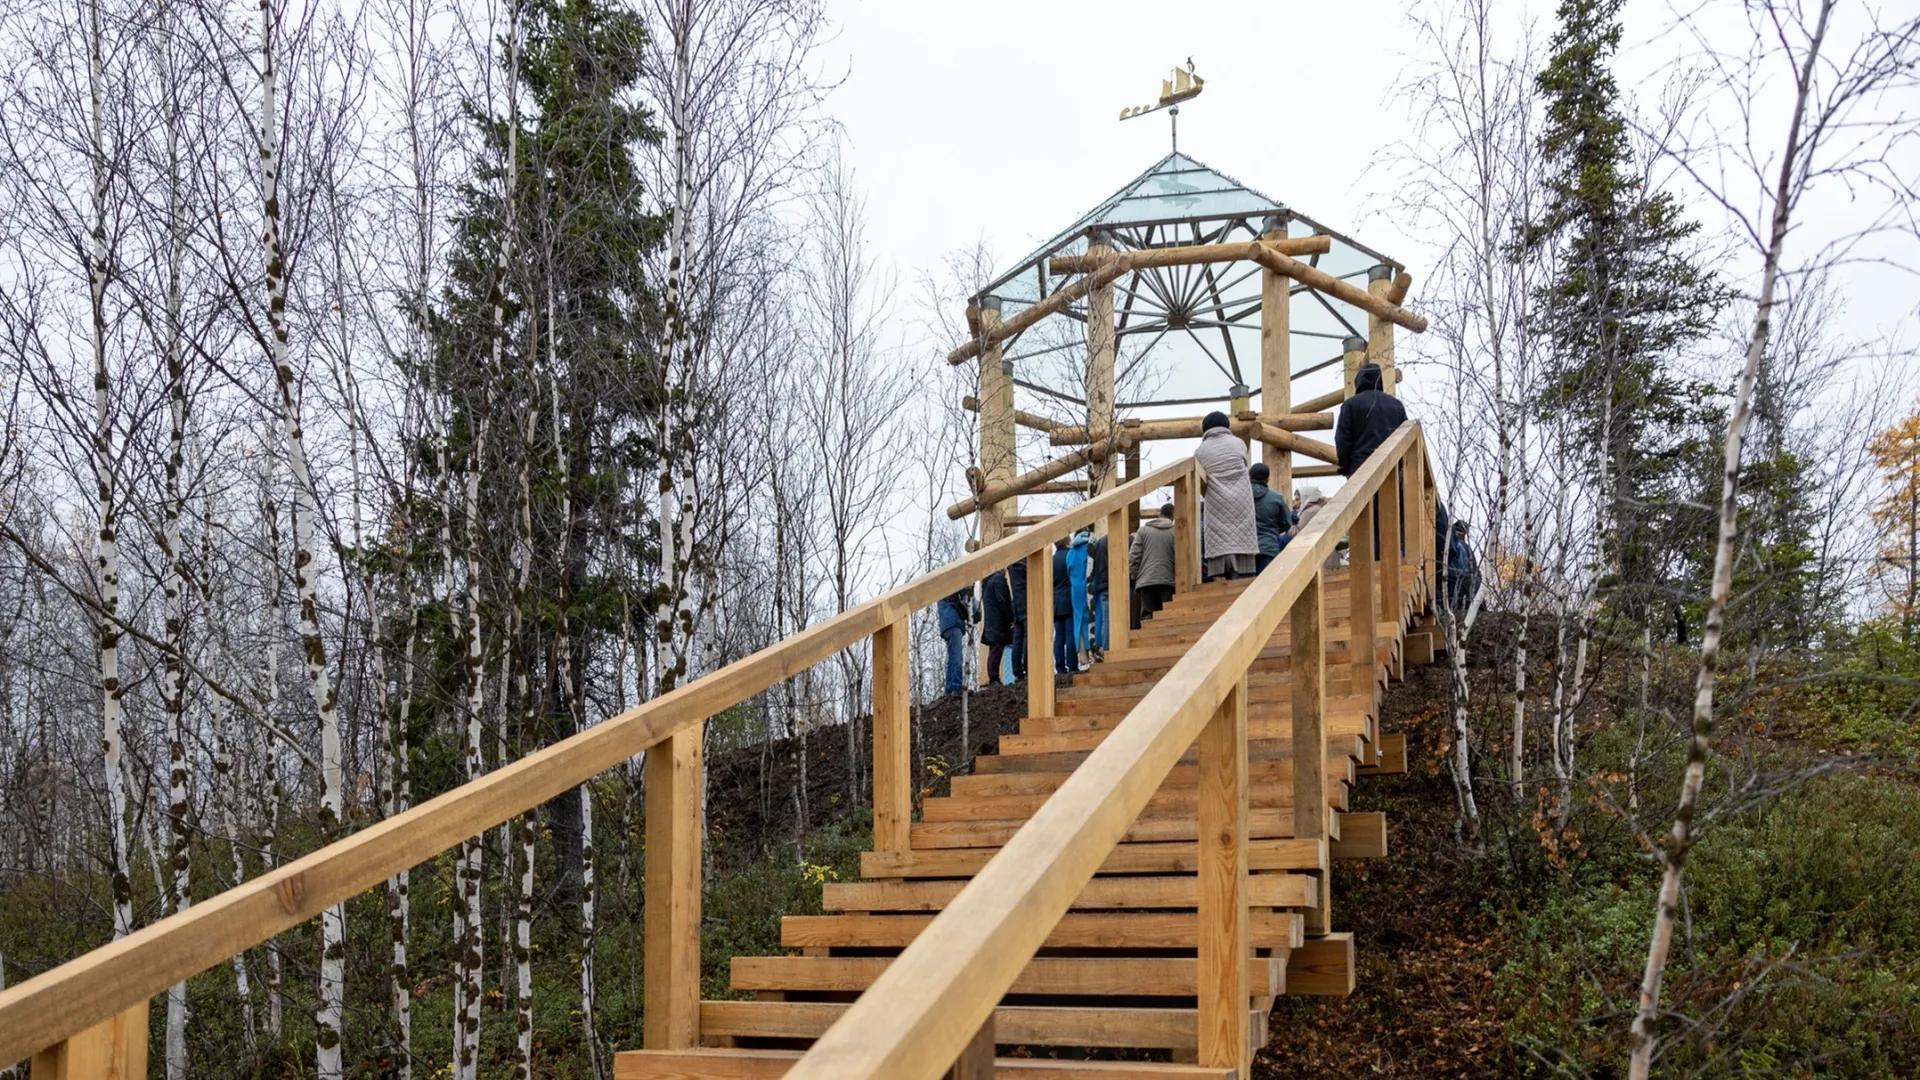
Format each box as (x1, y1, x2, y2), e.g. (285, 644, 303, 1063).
(210, 695, 256, 1044)
(257, 0, 346, 1067)
(260, 485, 286, 1038)
(654, 0, 694, 696)
(1627, 4, 1828, 1069)
(84, 0, 133, 947)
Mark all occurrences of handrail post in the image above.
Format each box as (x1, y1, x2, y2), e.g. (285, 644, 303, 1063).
(643, 724, 704, 1049)
(872, 618, 911, 853)
(1349, 499, 1378, 720)
(1405, 434, 1428, 606)
(1291, 571, 1329, 936)
(1172, 471, 1200, 592)
(945, 1013, 995, 1080)
(1379, 458, 1404, 633)
(1105, 506, 1129, 652)
(1197, 675, 1250, 1075)
(30, 1000, 147, 1079)
(1025, 547, 1054, 719)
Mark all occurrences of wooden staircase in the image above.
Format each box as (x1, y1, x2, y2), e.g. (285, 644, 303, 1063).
(617, 564, 1425, 1079)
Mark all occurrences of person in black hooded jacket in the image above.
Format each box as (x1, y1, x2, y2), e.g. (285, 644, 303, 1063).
(1335, 362, 1408, 477)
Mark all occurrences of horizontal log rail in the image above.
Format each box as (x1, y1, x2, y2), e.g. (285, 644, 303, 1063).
(783, 422, 1430, 1080)
(949, 239, 1425, 365)
(0, 457, 1198, 1070)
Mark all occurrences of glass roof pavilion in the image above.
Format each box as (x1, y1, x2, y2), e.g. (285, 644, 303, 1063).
(974, 151, 1403, 415)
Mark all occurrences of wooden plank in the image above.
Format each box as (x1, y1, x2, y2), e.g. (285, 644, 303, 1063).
(0, 457, 1199, 1068)
(858, 839, 1326, 881)
(780, 911, 1302, 951)
(1403, 629, 1435, 666)
(644, 725, 704, 1049)
(919, 778, 1343, 820)
(702, 1000, 1244, 1052)
(29, 1001, 147, 1080)
(1286, 932, 1356, 996)
(1197, 679, 1250, 1076)
(1106, 507, 1129, 652)
(1291, 571, 1330, 938)
(872, 619, 912, 852)
(730, 955, 1281, 998)
(823, 873, 1312, 913)
(617, 1050, 1235, 1080)
(1260, 220, 1293, 495)
(777, 429, 1418, 1080)
(908, 809, 1297, 849)
(1347, 500, 1377, 734)
(1330, 812, 1387, 860)
(1357, 732, 1407, 776)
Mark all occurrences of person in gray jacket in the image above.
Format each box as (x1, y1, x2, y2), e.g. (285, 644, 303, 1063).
(1129, 503, 1178, 628)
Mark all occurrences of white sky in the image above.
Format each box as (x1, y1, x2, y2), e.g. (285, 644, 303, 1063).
(815, 0, 1919, 513)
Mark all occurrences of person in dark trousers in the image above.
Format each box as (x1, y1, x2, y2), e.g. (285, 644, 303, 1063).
(1249, 462, 1293, 573)
(1007, 558, 1028, 681)
(1088, 531, 1110, 661)
(1335, 362, 1408, 478)
(980, 568, 1014, 686)
(1446, 520, 1482, 612)
(936, 587, 975, 694)
(1129, 504, 1178, 628)
(1051, 537, 1076, 674)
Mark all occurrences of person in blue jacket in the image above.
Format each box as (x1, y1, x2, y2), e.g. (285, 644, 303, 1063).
(936, 587, 976, 694)
(1066, 529, 1092, 669)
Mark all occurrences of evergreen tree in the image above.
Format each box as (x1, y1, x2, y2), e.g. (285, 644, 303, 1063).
(414, 0, 667, 889)
(1521, 0, 1729, 637)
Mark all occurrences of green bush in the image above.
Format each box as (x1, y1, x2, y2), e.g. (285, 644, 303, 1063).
(1497, 774, 1920, 1077)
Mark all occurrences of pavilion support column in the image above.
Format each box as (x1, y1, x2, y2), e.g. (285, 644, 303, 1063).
(1124, 445, 1142, 534)
(1085, 230, 1118, 507)
(1341, 334, 1366, 401)
(1367, 265, 1397, 392)
(977, 299, 1015, 546)
(1259, 214, 1292, 496)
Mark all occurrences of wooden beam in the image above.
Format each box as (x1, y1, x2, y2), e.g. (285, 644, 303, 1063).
(1260, 217, 1292, 494)
(1385, 270, 1413, 306)
(946, 1015, 993, 1080)
(872, 619, 912, 853)
(1046, 234, 1332, 276)
(1026, 546, 1054, 720)
(1292, 387, 1345, 414)
(1197, 678, 1250, 1076)
(962, 395, 1062, 434)
(1367, 266, 1398, 391)
(1331, 812, 1387, 859)
(1250, 245, 1428, 333)
(1348, 500, 1377, 725)
(644, 725, 703, 1049)
(1292, 465, 1339, 479)
(948, 440, 1126, 520)
(977, 303, 1016, 546)
(1106, 506, 1130, 652)
(948, 262, 1127, 365)
(1378, 461, 1403, 632)
(1172, 473, 1199, 592)
(1285, 933, 1356, 996)
(1085, 231, 1118, 500)
(1049, 414, 1331, 444)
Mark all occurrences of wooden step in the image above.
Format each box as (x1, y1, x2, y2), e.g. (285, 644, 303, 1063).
(695, 1000, 1265, 1052)
(1356, 732, 1407, 775)
(615, 1048, 1238, 1079)
(1286, 932, 1356, 996)
(1045, 688, 1367, 720)
(921, 780, 1346, 822)
(822, 873, 1315, 913)
(730, 954, 1287, 998)
(910, 808, 1301, 849)
(971, 736, 1366, 776)
(996, 711, 1370, 756)
(859, 838, 1327, 881)
(949, 756, 1353, 797)
(1330, 811, 1386, 859)
(780, 910, 1304, 950)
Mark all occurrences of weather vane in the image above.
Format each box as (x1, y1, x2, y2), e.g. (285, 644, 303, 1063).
(1119, 59, 1204, 153)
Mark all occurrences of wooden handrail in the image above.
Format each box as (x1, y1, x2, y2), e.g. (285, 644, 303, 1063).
(783, 423, 1428, 1080)
(0, 457, 1197, 1068)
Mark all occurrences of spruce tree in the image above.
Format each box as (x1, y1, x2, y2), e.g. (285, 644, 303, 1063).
(1522, 0, 1728, 637)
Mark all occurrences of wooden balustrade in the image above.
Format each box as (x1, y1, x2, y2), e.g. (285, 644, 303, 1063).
(782, 423, 1430, 1080)
(0, 457, 1194, 1072)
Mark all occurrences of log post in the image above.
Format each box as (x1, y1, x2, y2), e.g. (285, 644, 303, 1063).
(1025, 547, 1054, 719)
(1259, 214, 1292, 496)
(1290, 572, 1329, 936)
(1105, 506, 1130, 652)
(1085, 230, 1118, 501)
(1125, 445, 1142, 534)
(1197, 676, 1250, 1075)
(29, 1001, 148, 1080)
(871, 618, 911, 854)
(977, 300, 1015, 545)
(643, 725, 704, 1049)
(1341, 334, 1366, 401)
(1367, 265, 1397, 393)
(1348, 501, 1378, 719)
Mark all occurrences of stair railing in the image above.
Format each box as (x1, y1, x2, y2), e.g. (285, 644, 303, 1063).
(784, 421, 1434, 1080)
(0, 457, 1203, 1075)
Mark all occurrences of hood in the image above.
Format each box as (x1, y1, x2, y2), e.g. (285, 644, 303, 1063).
(1146, 517, 1175, 530)
(1071, 532, 1089, 548)
(1355, 363, 1385, 394)
(1251, 482, 1271, 498)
